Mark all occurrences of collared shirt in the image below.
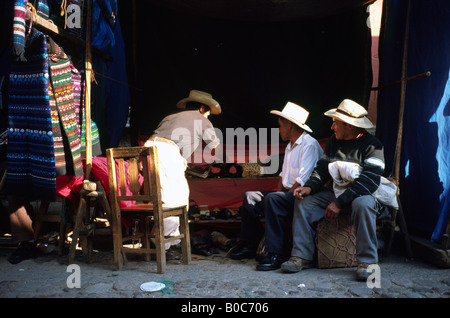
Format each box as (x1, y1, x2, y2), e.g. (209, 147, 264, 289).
(279, 132, 323, 189)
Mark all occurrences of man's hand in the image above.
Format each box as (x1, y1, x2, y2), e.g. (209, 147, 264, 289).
(325, 201, 341, 219)
(293, 186, 311, 199)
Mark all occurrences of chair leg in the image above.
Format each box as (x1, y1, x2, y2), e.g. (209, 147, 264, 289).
(33, 201, 50, 242)
(140, 215, 151, 262)
(397, 201, 413, 258)
(154, 219, 166, 274)
(69, 198, 86, 264)
(58, 215, 66, 256)
(179, 209, 191, 264)
(383, 212, 396, 257)
(112, 215, 124, 270)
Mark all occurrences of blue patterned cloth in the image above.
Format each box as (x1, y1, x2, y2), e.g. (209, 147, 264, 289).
(7, 29, 56, 201)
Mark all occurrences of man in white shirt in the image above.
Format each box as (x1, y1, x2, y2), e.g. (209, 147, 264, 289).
(228, 102, 323, 271)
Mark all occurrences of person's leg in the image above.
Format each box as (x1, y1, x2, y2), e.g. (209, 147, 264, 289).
(256, 191, 295, 270)
(351, 196, 379, 262)
(229, 190, 270, 259)
(281, 190, 335, 273)
(350, 195, 379, 281)
(290, 190, 334, 260)
(8, 196, 34, 242)
(264, 191, 295, 255)
(7, 196, 37, 264)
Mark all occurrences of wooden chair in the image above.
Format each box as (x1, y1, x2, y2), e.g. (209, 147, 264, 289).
(106, 146, 191, 273)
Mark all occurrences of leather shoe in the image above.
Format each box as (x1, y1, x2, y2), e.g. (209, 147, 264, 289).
(8, 241, 38, 264)
(229, 246, 256, 260)
(256, 253, 285, 271)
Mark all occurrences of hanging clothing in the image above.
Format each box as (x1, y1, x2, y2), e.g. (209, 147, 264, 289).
(70, 63, 102, 157)
(11, 0, 28, 62)
(48, 56, 83, 176)
(7, 28, 56, 201)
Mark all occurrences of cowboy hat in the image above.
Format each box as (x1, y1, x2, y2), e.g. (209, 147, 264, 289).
(176, 90, 221, 115)
(324, 99, 374, 129)
(270, 102, 312, 133)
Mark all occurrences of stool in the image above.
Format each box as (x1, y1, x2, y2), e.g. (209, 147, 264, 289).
(316, 214, 357, 268)
(68, 180, 111, 264)
(33, 198, 69, 256)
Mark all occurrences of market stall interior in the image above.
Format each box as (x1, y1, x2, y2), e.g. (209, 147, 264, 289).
(0, 0, 448, 269)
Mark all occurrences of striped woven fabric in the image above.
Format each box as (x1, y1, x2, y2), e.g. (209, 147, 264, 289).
(7, 29, 56, 201)
(12, 0, 27, 61)
(48, 56, 83, 176)
(70, 64, 101, 157)
(36, 0, 49, 19)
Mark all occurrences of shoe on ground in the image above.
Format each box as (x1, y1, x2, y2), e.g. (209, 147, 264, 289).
(280, 256, 312, 273)
(227, 241, 256, 260)
(7, 241, 38, 264)
(256, 253, 286, 271)
(355, 263, 377, 281)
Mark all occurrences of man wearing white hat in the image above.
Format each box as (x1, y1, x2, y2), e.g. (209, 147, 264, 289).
(150, 90, 221, 162)
(281, 99, 385, 282)
(228, 102, 323, 271)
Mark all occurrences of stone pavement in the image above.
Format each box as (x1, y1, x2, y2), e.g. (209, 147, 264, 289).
(0, 242, 449, 301)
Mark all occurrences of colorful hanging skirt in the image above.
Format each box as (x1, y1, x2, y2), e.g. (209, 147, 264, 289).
(7, 30, 56, 201)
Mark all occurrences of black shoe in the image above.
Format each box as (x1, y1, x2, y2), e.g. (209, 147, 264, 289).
(8, 241, 37, 264)
(227, 241, 257, 260)
(256, 253, 285, 271)
(229, 246, 256, 260)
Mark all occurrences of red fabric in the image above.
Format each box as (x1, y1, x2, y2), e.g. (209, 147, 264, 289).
(187, 177, 279, 209)
(87, 157, 144, 208)
(55, 157, 143, 209)
(56, 175, 84, 200)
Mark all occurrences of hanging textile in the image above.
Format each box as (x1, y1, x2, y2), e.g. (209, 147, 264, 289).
(47, 40, 83, 176)
(35, 0, 50, 19)
(7, 28, 56, 201)
(70, 62, 101, 157)
(11, 0, 28, 62)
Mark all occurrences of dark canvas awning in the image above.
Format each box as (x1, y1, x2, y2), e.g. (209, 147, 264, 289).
(148, 0, 376, 21)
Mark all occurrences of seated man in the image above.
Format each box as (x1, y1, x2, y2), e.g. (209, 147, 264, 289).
(228, 102, 323, 271)
(281, 99, 384, 281)
(151, 90, 221, 164)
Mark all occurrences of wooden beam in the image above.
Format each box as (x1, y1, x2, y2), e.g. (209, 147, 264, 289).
(84, 0, 93, 180)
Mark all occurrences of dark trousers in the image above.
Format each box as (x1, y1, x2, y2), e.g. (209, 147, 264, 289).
(240, 190, 295, 255)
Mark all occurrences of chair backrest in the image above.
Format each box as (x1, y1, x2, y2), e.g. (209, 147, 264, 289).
(106, 146, 163, 211)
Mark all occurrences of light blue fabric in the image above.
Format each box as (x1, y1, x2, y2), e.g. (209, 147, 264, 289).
(377, 0, 450, 243)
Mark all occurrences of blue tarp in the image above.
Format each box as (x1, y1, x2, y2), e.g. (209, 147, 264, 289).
(376, 0, 450, 243)
(91, 0, 130, 151)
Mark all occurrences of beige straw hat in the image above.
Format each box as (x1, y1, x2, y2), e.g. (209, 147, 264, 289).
(324, 99, 374, 129)
(176, 90, 221, 115)
(270, 102, 312, 133)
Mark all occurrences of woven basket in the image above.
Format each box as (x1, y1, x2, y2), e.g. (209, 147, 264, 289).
(316, 214, 357, 268)
(241, 162, 263, 178)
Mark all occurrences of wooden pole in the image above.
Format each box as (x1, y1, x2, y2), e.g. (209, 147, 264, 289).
(392, 0, 413, 258)
(393, 0, 411, 182)
(84, 0, 93, 180)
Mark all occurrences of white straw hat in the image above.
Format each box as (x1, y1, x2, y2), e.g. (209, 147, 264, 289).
(324, 99, 374, 129)
(270, 102, 312, 133)
(176, 90, 221, 115)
